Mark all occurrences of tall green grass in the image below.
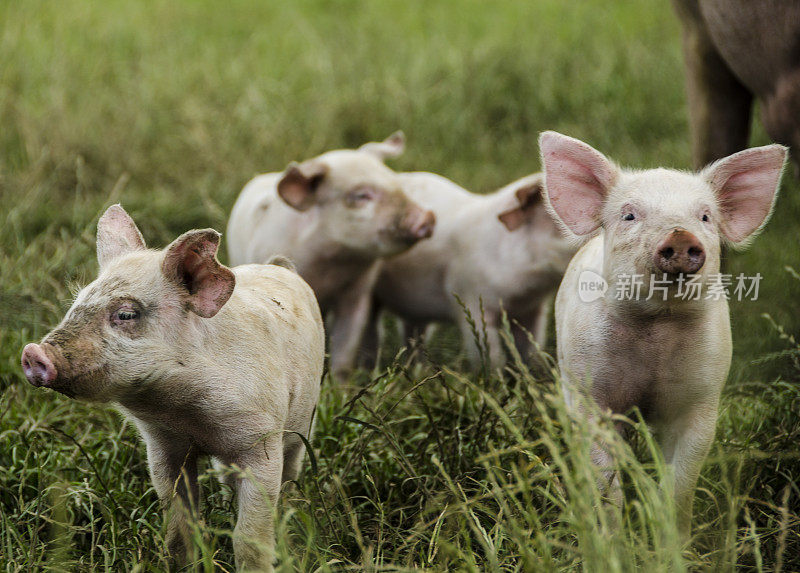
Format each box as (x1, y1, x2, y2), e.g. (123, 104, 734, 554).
(2, 0, 799, 570)
(3, 323, 799, 570)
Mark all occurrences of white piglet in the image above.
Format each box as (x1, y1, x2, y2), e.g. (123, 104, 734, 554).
(227, 132, 435, 377)
(375, 171, 575, 367)
(541, 131, 787, 537)
(21, 205, 325, 571)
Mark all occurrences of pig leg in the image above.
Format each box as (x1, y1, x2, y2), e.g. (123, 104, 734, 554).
(657, 402, 718, 539)
(281, 431, 306, 483)
(358, 304, 381, 371)
(404, 320, 430, 363)
(591, 438, 623, 510)
(144, 434, 199, 565)
(510, 300, 551, 362)
(406, 321, 427, 344)
(672, 0, 753, 168)
(583, 406, 625, 510)
(510, 318, 533, 362)
(232, 445, 283, 572)
(532, 297, 551, 349)
(329, 265, 381, 378)
(454, 300, 503, 368)
(564, 395, 623, 518)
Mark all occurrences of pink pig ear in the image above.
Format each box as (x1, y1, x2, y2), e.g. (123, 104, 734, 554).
(277, 159, 328, 211)
(358, 130, 405, 161)
(703, 144, 788, 246)
(539, 131, 619, 236)
(497, 181, 543, 231)
(97, 204, 147, 269)
(162, 230, 235, 318)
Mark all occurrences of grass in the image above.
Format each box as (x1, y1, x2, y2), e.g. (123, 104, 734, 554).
(1, 0, 799, 570)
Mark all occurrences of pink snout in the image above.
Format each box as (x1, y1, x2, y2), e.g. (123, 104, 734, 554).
(653, 229, 706, 275)
(21, 343, 57, 388)
(403, 209, 436, 241)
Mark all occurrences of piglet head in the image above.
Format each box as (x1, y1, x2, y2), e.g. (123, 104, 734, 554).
(540, 131, 786, 305)
(277, 132, 435, 258)
(21, 205, 235, 402)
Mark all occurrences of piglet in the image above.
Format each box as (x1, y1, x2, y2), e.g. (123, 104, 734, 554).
(226, 132, 435, 377)
(374, 171, 575, 367)
(541, 131, 786, 537)
(21, 205, 325, 571)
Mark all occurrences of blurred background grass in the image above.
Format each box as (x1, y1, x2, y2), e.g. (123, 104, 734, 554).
(1, 0, 799, 571)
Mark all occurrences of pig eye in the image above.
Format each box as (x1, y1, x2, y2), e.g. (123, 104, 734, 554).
(346, 188, 377, 208)
(117, 309, 139, 321)
(623, 213, 635, 221)
(702, 214, 710, 222)
(111, 304, 141, 326)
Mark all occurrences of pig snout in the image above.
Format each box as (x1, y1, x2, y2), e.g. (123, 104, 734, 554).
(653, 229, 706, 274)
(401, 208, 436, 241)
(21, 343, 57, 388)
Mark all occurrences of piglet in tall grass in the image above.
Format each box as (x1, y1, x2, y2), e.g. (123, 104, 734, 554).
(21, 205, 325, 571)
(541, 131, 786, 537)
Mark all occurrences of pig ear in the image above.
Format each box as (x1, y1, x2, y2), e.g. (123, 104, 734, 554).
(703, 144, 788, 246)
(162, 230, 235, 318)
(497, 181, 543, 231)
(539, 131, 619, 236)
(358, 131, 406, 161)
(277, 160, 328, 211)
(97, 204, 147, 269)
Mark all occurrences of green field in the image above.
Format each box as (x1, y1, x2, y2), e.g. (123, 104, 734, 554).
(2, 0, 799, 570)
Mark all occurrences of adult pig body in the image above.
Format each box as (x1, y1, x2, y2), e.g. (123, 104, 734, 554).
(673, 0, 800, 167)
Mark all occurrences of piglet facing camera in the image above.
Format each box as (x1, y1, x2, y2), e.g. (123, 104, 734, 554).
(21, 205, 325, 572)
(540, 131, 787, 537)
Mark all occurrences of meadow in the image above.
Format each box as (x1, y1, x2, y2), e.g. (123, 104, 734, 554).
(1, 0, 799, 570)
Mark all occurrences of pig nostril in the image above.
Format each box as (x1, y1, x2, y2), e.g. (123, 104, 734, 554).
(688, 247, 703, 258)
(661, 247, 675, 260)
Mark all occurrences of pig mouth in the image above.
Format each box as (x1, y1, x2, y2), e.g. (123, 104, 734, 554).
(390, 224, 434, 246)
(396, 230, 424, 245)
(48, 385, 77, 399)
(24, 350, 105, 400)
(53, 367, 109, 400)
(25, 372, 77, 398)
(37, 370, 103, 400)
(646, 264, 707, 283)
(378, 227, 420, 248)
